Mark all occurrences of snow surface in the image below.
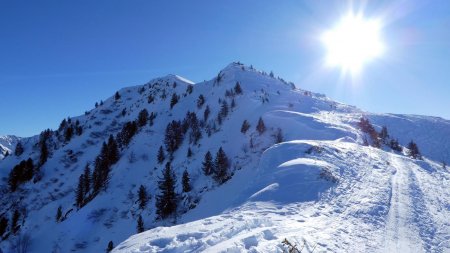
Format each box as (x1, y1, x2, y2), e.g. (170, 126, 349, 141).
(0, 62, 449, 252)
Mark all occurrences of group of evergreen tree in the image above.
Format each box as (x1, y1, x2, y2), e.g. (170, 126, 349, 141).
(14, 142, 24, 156)
(407, 140, 422, 159)
(0, 210, 23, 237)
(202, 147, 230, 184)
(184, 111, 202, 145)
(117, 121, 138, 147)
(38, 129, 52, 167)
(164, 120, 184, 157)
(59, 118, 83, 143)
(357, 118, 382, 148)
(76, 135, 120, 208)
(170, 93, 179, 109)
(8, 158, 34, 192)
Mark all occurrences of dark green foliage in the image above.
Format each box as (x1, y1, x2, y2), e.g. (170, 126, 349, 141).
(157, 146, 165, 164)
(76, 174, 84, 208)
(83, 164, 91, 196)
(92, 136, 120, 194)
(197, 95, 205, 108)
(202, 151, 214, 176)
(241, 120, 250, 134)
(64, 125, 74, 142)
(106, 241, 114, 252)
(115, 91, 121, 100)
(186, 84, 194, 94)
(56, 206, 62, 222)
(8, 158, 34, 192)
(390, 139, 402, 152)
(234, 82, 243, 94)
(220, 101, 228, 119)
(11, 210, 20, 235)
(170, 93, 179, 109)
(156, 162, 177, 219)
(0, 216, 7, 237)
(182, 169, 191, 193)
(379, 126, 389, 144)
(256, 117, 266, 135)
(138, 109, 149, 127)
(14, 142, 24, 156)
(136, 215, 144, 233)
(214, 147, 230, 184)
(164, 120, 184, 156)
(204, 105, 210, 121)
(117, 121, 138, 147)
(407, 140, 422, 159)
(138, 185, 148, 209)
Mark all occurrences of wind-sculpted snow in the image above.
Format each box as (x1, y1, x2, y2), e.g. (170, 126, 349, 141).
(0, 62, 449, 252)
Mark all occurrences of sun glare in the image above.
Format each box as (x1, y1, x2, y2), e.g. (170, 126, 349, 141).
(322, 13, 384, 74)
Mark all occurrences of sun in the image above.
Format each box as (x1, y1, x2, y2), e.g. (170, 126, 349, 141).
(321, 13, 384, 74)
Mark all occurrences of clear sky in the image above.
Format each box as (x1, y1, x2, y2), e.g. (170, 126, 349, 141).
(1, 0, 450, 136)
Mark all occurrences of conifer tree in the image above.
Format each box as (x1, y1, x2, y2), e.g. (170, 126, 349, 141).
(138, 109, 149, 127)
(106, 241, 114, 253)
(234, 81, 242, 94)
(76, 174, 84, 208)
(241, 120, 250, 134)
(83, 164, 91, 196)
(65, 125, 74, 142)
(156, 162, 177, 219)
(407, 140, 422, 159)
(197, 95, 205, 108)
(39, 138, 49, 167)
(187, 147, 192, 158)
(136, 215, 144, 233)
(379, 126, 389, 144)
(220, 101, 229, 118)
(202, 151, 214, 176)
(107, 135, 119, 165)
(256, 117, 266, 135)
(0, 216, 7, 237)
(214, 147, 230, 184)
(56, 205, 62, 222)
(138, 185, 148, 209)
(204, 105, 210, 121)
(157, 146, 165, 164)
(115, 91, 121, 100)
(170, 93, 179, 109)
(15, 142, 24, 156)
(182, 169, 191, 193)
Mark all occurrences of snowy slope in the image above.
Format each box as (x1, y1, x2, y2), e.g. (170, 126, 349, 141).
(0, 62, 449, 253)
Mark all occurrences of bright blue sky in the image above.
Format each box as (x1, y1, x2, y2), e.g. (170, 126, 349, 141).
(1, 1, 450, 136)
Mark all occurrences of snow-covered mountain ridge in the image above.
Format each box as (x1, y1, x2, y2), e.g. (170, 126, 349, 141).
(0, 62, 449, 252)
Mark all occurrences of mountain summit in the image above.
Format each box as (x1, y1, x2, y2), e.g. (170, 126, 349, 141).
(0, 62, 449, 252)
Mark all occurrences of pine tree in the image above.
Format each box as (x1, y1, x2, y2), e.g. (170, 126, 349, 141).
(65, 125, 74, 142)
(138, 109, 149, 127)
(170, 93, 179, 109)
(197, 95, 205, 108)
(138, 185, 148, 209)
(115, 91, 121, 100)
(187, 147, 192, 158)
(214, 147, 230, 184)
(106, 241, 114, 253)
(39, 139, 49, 167)
(234, 81, 242, 94)
(136, 215, 144, 233)
(231, 98, 236, 109)
(407, 140, 422, 159)
(56, 205, 62, 222)
(164, 120, 184, 156)
(83, 164, 91, 196)
(256, 117, 266, 135)
(107, 135, 119, 165)
(156, 162, 177, 219)
(220, 101, 229, 119)
(11, 210, 20, 234)
(15, 142, 24, 156)
(0, 216, 7, 237)
(182, 169, 191, 193)
(157, 146, 165, 164)
(202, 151, 214, 175)
(379, 126, 389, 144)
(241, 120, 250, 134)
(76, 174, 84, 208)
(204, 105, 210, 121)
